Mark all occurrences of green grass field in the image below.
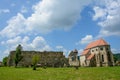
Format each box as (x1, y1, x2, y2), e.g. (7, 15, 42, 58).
(0, 67, 120, 80)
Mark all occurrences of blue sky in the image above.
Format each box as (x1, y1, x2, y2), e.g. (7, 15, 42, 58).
(0, 0, 120, 61)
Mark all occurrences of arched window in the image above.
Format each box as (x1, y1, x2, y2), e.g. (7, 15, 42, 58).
(72, 56, 75, 61)
(107, 52, 111, 62)
(102, 55, 104, 62)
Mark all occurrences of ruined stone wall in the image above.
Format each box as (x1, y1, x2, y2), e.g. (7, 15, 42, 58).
(7, 51, 66, 67)
(68, 50, 80, 67)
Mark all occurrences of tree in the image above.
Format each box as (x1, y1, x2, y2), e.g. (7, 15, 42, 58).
(32, 54, 40, 70)
(14, 44, 22, 67)
(2, 56, 8, 66)
(114, 55, 118, 63)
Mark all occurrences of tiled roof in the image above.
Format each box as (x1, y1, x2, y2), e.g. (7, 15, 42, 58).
(81, 39, 108, 55)
(82, 49, 90, 55)
(85, 39, 109, 49)
(87, 54, 94, 60)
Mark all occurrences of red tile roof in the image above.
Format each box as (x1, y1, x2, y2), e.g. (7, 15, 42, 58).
(85, 39, 109, 49)
(81, 39, 109, 55)
(87, 54, 94, 60)
(82, 49, 90, 55)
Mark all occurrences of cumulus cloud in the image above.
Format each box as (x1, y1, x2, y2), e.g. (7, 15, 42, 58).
(26, 0, 92, 33)
(0, 13, 26, 38)
(111, 48, 120, 53)
(0, 0, 92, 38)
(77, 35, 94, 45)
(93, 0, 120, 37)
(93, 6, 107, 21)
(31, 36, 51, 51)
(1, 36, 51, 55)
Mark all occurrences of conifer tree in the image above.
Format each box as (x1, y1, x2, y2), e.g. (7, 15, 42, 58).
(14, 44, 22, 67)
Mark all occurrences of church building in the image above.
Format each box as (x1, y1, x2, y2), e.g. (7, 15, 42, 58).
(80, 39, 114, 67)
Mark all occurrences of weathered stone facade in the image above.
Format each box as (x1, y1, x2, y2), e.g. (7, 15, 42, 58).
(80, 39, 114, 67)
(8, 51, 66, 67)
(68, 49, 80, 66)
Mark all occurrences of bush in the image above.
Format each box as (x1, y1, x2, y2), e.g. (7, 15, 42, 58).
(2, 57, 8, 66)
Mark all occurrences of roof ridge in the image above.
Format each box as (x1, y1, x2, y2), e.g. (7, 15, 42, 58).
(85, 39, 109, 50)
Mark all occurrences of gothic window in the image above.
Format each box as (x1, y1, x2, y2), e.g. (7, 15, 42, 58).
(72, 56, 75, 61)
(102, 55, 104, 62)
(77, 56, 80, 60)
(107, 52, 111, 62)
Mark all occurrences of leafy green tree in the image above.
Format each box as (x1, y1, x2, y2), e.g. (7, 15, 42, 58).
(14, 44, 22, 67)
(32, 55, 40, 70)
(114, 55, 118, 63)
(2, 56, 8, 66)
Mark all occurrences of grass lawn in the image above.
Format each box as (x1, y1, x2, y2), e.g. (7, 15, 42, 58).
(0, 67, 120, 80)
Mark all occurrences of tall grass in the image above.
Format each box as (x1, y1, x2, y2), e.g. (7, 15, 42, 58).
(0, 67, 120, 80)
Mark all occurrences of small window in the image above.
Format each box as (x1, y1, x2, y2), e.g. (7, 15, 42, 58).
(72, 56, 75, 61)
(100, 47, 103, 50)
(106, 48, 109, 50)
(96, 49, 98, 51)
(92, 50, 94, 52)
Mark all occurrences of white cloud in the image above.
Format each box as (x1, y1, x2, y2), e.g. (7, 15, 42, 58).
(6, 36, 22, 45)
(93, 6, 107, 21)
(93, 0, 120, 37)
(0, 13, 26, 38)
(111, 48, 120, 53)
(1, 36, 52, 55)
(30, 36, 51, 51)
(0, 9, 10, 14)
(0, 0, 92, 38)
(77, 35, 94, 45)
(26, 0, 92, 33)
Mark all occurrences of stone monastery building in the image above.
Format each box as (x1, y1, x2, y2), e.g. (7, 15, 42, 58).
(69, 39, 114, 67)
